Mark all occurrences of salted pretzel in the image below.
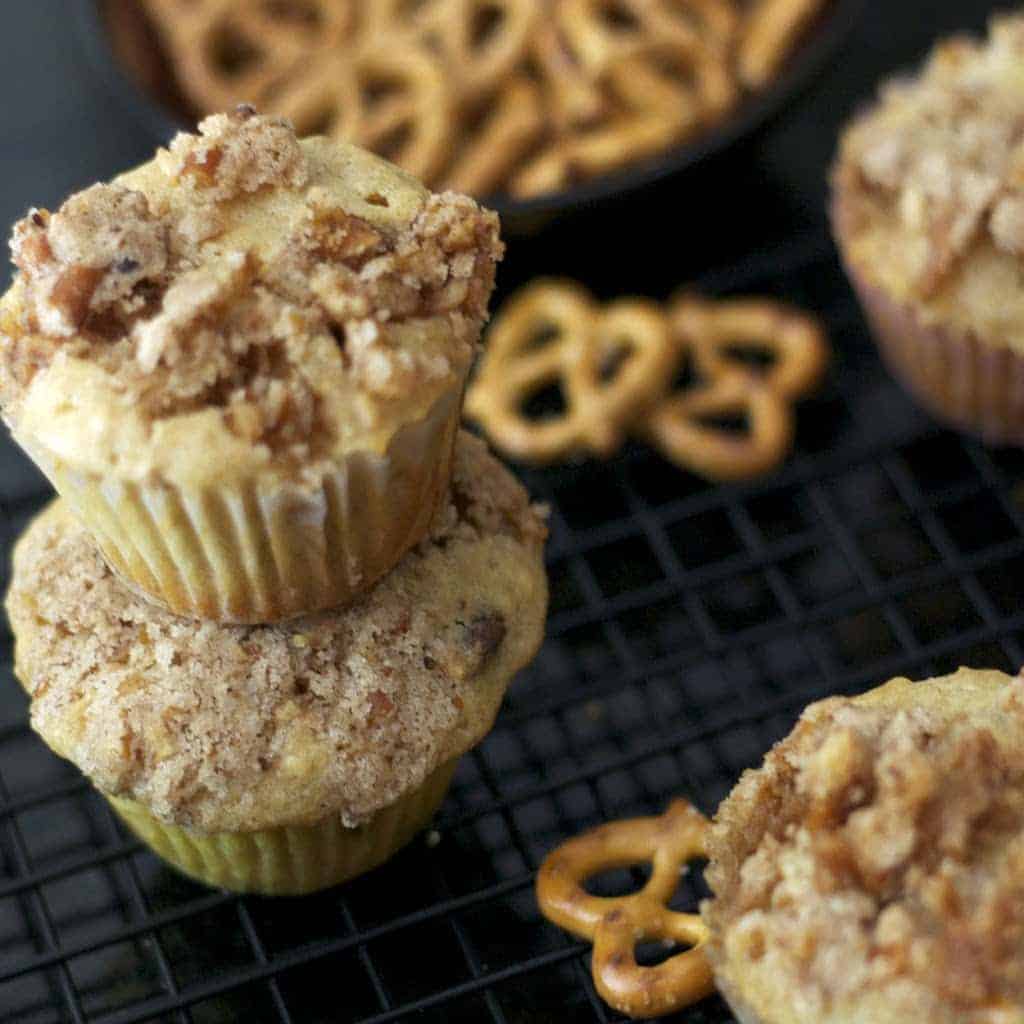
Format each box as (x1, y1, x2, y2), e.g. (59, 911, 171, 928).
(137, 0, 828, 199)
(464, 280, 675, 461)
(738, 0, 826, 88)
(510, 113, 685, 198)
(141, 0, 354, 111)
(670, 294, 828, 399)
(642, 294, 826, 480)
(414, 0, 542, 96)
(269, 35, 455, 183)
(645, 371, 795, 482)
(444, 76, 545, 195)
(556, 0, 738, 72)
(536, 800, 715, 1019)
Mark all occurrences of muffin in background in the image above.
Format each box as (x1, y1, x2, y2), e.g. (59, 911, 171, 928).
(704, 667, 1024, 1024)
(7, 433, 548, 895)
(832, 16, 1024, 444)
(0, 108, 502, 623)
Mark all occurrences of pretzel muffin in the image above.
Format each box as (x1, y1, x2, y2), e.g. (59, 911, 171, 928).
(0, 108, 502, 622)
(7, 433, 546, 895)
(832, 16, 1024, 443)
(703, 668, 1024, 1024)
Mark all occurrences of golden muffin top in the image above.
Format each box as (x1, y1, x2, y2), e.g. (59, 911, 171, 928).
(833, 16, 1024, 348)
(0, 109, 502, 485)
(7, 432, 547, 832)
(705, 668, 1024, 1024)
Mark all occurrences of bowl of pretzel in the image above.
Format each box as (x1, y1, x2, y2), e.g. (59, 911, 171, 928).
(79, 0, 860, 232)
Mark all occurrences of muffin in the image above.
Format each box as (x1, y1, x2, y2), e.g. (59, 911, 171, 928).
(831, 16, 1024, 443)
(703, 667, 1024, 1024)
(7, 432, 547, 895)
(0, 108, 502, 622)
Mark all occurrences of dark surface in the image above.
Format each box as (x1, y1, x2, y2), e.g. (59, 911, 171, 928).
(1, 3, 1022, 1023)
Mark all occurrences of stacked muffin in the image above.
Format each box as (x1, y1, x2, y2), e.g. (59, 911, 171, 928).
(1, 110, 548, 894)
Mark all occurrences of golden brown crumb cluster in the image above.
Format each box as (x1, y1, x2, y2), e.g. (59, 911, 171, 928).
(838, 15, 1024, 297)
(705, 671, 1024, 1024)
(1, 109, 501, 455)
(8, 433, 547, 832)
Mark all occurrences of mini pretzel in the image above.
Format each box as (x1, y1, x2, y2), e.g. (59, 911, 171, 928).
(270, 35, 455, 183)
(737, 0, 826, 88)
(414, 0, 542, 96)
(536, 800, 715, 1019)
(643, 294, 826, 480)
(140, 0, 828, 199)
(142, 0, 353, 110)
(670, 294, 828, 399)
(645, 372, 795, 481)
(444, 76, 546, 195)
(464, 280, 675, 462)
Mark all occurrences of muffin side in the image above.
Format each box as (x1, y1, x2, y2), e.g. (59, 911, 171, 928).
(704, 668, 1024, 1024)
(7, 432, 547, 836)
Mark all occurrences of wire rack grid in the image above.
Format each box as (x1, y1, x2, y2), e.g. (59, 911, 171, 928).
(3, 234, 1024, 1024)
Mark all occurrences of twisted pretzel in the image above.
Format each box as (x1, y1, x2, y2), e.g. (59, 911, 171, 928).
(444, 76, 545, 195)
(270, 35, 455, 182)
(138, 0, 826, 199)
(142, 0, 353, 111)
(536, 800, 715, 1019)
(670, 294, 828, 399)
(464, 280, 675, 461)
(645, 371, 795, 481)
(643, 294, 826, 480)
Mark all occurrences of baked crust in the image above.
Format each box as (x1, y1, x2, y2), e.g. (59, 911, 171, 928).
(704, 668, 1024, 1024)
(7, 432, 547, 832)
(0, 110, 502, 485)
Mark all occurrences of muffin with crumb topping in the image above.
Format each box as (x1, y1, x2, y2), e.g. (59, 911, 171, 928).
(7, 432, 547, 895)
(832, 16, 1024, 443)
(704, 667, 1024, 1024)
(0, 107, 502, 622)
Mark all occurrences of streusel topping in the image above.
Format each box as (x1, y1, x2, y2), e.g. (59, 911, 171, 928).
(0, 109, 501, 463)
(837, 16, 1024, 299)
(8, 433, 547, 832)
(705, 669, 1024, 1024)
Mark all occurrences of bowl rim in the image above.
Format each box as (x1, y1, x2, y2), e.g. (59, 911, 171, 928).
(74, 0, 864, 221)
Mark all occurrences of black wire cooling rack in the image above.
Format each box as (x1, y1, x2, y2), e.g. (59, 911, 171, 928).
(4, 233, 1024, 1024)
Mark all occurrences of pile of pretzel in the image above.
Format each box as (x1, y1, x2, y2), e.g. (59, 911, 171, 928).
(138, 0, 828, 199)
(465, 280, 828, 480)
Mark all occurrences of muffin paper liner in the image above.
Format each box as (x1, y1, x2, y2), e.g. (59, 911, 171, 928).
(831, 193, 1024, 446)
(106, 758, 457, 895)
(15, 387, 460, 623)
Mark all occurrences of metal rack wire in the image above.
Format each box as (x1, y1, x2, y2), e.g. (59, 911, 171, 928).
(3, 234, 1024, 1023)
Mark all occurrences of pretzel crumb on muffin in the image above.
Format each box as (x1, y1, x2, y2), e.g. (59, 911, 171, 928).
(704, 668, 1024, 1024)
(8, 433, 546, 833)
(1, 109, 502, 458)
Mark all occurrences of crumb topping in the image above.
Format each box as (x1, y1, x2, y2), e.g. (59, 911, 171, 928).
(839, 15, 1024, 297)
(705, 672, 1024, 1023)
(1, 110, 502, 457)
(9, 433, 547, 832)
(162, 107, 307, 202)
